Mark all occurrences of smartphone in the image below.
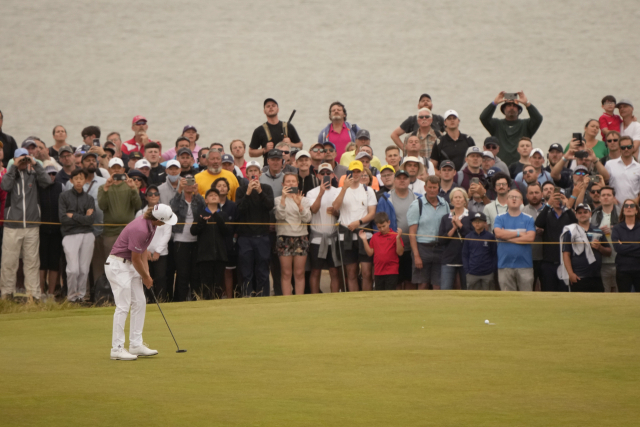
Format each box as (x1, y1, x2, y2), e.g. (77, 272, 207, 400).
(572, 133, 583, 143)
(346, 170, 353, 178)
(470, 177, 480, 185)
(322, 175, 331, 185)
(504, 93, 518, 101)
(113, 174, 127, 181)
(186, 177, 196, 186)
(589, 175, 601, 183)
(92, 138, 100, 147)
(553, 187, 562, 194)
(574, 151, 589, 159)
(287, 187, 298, 194)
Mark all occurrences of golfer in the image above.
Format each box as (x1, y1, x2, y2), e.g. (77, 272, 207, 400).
(107, 203, 178, 361)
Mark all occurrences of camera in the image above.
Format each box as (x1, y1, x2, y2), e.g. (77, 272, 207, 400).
(113, 174, 126, 181)
(504, 93, 518, 101)
(185, 177, 196, 186)
(589, 175, 601, 183)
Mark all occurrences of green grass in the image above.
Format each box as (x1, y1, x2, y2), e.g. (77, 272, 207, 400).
(1, 291, 639, 426)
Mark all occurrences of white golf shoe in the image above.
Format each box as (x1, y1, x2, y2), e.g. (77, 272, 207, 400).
(129, 344, 158, 357)
(110, 346, 137, 361)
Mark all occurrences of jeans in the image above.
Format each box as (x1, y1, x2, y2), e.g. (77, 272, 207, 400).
(237, 236, 271, 297)
(440, 265, 466, 290)
(173, 241, 199, 302)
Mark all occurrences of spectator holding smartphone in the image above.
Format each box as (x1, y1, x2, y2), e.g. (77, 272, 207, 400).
(274, 173, 312, 296)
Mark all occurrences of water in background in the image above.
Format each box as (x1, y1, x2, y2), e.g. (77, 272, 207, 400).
(1, 0, 639, 157)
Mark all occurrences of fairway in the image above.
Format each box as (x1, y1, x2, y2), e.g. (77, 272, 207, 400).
(1, 292, 639, 426)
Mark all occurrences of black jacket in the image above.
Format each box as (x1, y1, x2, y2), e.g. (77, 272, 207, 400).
(534, 204, 577, 263)
(611, 222, 640, 273)
(438, 213, 472, 265)
(58, 187, 96, 236)
(0, 130, 18, 168)
(149, 165, 166, 186)
(169, 191, 206, 234)
(235, 183, 274, 237)
(219, 200, 238, 259)
(190, 206, 229, 262)
(40, 181, 64, 235)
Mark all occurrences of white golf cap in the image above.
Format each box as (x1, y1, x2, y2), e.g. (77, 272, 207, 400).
(135, 159, 151, 169)
(318, 163, 333, 173)
(530, 148, 545, 157)
(465, 146, 482, 157)
(166, 159, 180, 169)
(152, 204, 178, 225)
(482, 151, 495, 159)
(295, 150, 310, 160)
(108, 158, 124, 168)
(246, 160, 261, 170)
(444, 109, 459, 119)
(355, 151, 372, 160)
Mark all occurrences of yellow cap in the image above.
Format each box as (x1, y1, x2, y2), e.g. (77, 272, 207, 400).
(348, 160, 363, 171)
(380, 164, 395, 174)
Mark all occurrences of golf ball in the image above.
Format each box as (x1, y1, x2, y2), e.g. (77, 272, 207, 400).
(485, 320, 490, 324)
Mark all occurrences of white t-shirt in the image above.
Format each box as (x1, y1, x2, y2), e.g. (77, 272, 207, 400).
(306, 186, 341, 244)
(173, 202, 198, 242)
(408, 179, 426, 196)
(622, 121, 640, 158)
(338, 184, 377, 240)
(605, 157, 640, 208)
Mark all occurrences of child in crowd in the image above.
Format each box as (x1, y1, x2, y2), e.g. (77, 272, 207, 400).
(359, 212, 404, 291)
(508, 137, 532, 179)
(599, 95, 622, 140)
(462, 212, 497, 290)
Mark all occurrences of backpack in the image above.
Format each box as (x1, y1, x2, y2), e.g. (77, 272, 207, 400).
(263, 121, 289, 142)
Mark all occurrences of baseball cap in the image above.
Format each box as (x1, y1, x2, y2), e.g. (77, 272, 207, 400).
(322, 141, 336, 149)
(221, 154, 234, 164)
(108, 158, 124, 168)
(484, 136, 500, 147)
(14, 148, 29, 158)
(182, 125, 197, 133)
(135, 159, 151, 169)
(440, 160, 455, 170)
(348, 160, 363, 171)
(482, 151, 495, 160)
(264, 98, 278, 106)
(548, 143, 563, 152)
(21, 137, 37, 148)
(104, 147, 116, 156)
(129, 151, 143, 160)
(318, 163, 333, 173)
(310, 142, 324, 150)
(267, 149, 282, 159)
(166, 159, 180, 169)
(616, 98, 633, 108)
(466, 146, 483, 157)
(132, 115, 147, 125)
(295, 150, 310, 160)
(59, 146, 74, 156)
(419, 93, 431, 101)
(443, 110, 459, 119)
(575, 203, 592, 212)
(176, 147, 193, 157)
(82, 152, 98, 161)
(395, 169, 410, 178)
(380, 165, 395, 174)
(246, 160, 261, 170)
(152, 204, 178, 226)
(530, 148, 544, 158)
(574, 165, 589, 174)
(471, 212, 487, 222)
(44, 165, 58, 174)
(355, 129, 371, 140)
(355, 151, 372, 160)
(127, 169, 147, 181)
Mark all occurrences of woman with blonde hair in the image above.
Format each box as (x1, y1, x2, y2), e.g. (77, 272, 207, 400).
(438, 187, 472, 290)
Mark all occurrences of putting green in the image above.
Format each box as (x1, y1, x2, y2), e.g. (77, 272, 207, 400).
(1, 291, 639, 426)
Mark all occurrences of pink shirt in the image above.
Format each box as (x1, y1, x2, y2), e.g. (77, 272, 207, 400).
(161, 145, 202, 162)
(328, 123, 353, 160)
(599, 113, 622, 139)
(110, 216, 157, 261)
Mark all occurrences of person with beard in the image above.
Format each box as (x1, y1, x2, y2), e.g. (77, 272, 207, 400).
(522, 183, 545, 291)
(484, 173, 518, 232)
(176, 147, 198, 177)
(194, 150, 239, 201)
(250, 98, 302, 165)
(318, 101, 360, 160)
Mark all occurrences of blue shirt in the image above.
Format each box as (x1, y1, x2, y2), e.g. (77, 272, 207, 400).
(406, 196, 450, 243)
(494, 211, 536, 268)
(514, 169, 553, 190)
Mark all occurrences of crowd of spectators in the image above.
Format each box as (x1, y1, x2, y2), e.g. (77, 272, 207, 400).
(1, 91, 639, 303)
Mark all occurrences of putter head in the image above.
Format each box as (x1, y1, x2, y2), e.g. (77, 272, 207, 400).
(176, 349, 187, 353)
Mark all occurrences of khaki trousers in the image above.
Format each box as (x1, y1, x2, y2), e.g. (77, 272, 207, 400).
(498, 268, 533, 291)
(1, 227, 40, 298)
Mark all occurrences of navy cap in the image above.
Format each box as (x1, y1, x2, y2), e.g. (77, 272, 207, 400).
(322, 141, 336, 149)
(395, 169, 410, 178)
(548, 143, 563, 152)
(221, 154, 234, 164)
(471, 212, 487, 222)
(419, 93, 431, 101)
(484, 136, 499, 147)
(176, 147, 193, 157)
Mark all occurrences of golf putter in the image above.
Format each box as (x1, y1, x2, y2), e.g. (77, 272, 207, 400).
(150, 288, 187, 353)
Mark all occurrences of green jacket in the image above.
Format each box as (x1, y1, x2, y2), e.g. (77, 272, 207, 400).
(97, 182, 142, 237)
(479, 103, 543, 166)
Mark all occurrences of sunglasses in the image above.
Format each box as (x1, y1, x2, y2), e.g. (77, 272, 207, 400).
(624, 203, 636, 209)
(620, 145, 634, 150)
(606, 138, 619, 143)
(574, 171, 587, 176)
(418, 115, 431, 120)
(318, 171, 332, 176)
(590, 189, 601, 194)
(48, 173, 57, 177)
(146, 192, 159, 197)
(311, 148, 325, 153)
(324, 148, 335, 152)
(280, 151, 290, 155)
(131, 177, 144, 182)
(485, 144, 498, 150)
(524, 170, 535, 174)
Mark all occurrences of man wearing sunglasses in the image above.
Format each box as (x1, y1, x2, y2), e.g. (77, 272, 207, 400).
(482, 137, 509, 174)
(514, 148, 553, 191)
(197, 147, 209, 171)
(322, 142, 347, 180)
(605, 135, 640, 209)
(308, 143, 326, 171)
(550, 146, 609, 191)
(598, 130, 622, 167)
(390, 94, 445, 152)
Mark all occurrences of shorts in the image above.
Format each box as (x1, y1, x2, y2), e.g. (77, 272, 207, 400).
(375, 274, 399, 291)
(310, 243, 337, 270)
(340, 238, 373, 265)
(276, 235, 309, 257)
(39, 232, 63, 271)
(398, 251, 413, 282)
(411, 244, 442, 285)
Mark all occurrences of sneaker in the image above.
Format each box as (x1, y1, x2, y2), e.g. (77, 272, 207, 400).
(110, 346, 138, 361)
(129, 344, 158, 357)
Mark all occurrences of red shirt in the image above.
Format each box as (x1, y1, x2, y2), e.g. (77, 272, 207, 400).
(238, 160, 247, 178)
(599, 113, 622, 139)
(328, 123, 353, 160)
(121, 137, 145, 156)
(370, 231, 403, 276)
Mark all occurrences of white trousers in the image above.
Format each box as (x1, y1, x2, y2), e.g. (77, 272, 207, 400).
(62, 233, 95, 301)
(105, 255, 146, 350)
